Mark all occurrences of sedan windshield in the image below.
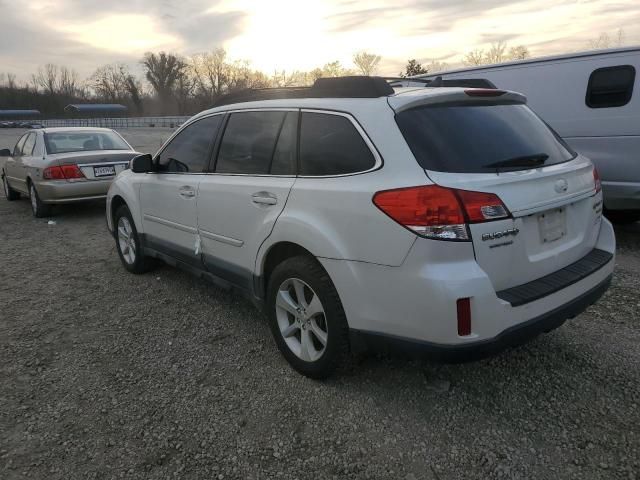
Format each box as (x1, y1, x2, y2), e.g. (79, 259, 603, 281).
(44, 131, 130, 154)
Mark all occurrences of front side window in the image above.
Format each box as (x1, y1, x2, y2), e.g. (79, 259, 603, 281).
(586, 65, 635, 108)
(21, 133, 36, 156)
(215, 111, 297, 175)
(44, 131, 130, 154)
(157, 115, 222, 173)
(299, 112, 375, 176)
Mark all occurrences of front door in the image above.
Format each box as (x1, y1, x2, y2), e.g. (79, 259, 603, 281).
(197, 110, 298, 290)
(139, 114, 223, 266)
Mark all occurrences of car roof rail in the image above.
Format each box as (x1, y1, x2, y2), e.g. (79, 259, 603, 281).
(210, 76, 396, 107)
(386, 76, 498, 89)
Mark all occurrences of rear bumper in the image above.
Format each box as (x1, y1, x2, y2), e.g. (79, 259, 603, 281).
(320, 217, 616, 354)
(349, 274, 612, 362)
(35, 179, 112, 203)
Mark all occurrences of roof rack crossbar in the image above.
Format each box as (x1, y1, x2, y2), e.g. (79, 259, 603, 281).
(210, 76, 395, 108)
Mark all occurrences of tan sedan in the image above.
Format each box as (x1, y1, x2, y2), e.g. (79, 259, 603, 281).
(1, 127, 140, 217)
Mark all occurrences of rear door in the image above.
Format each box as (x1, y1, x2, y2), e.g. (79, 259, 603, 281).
(139, 115, 222, 266)
(393, 96, 602, 291)
(196, 110, 298, 290)
(5, 134, 29, 193)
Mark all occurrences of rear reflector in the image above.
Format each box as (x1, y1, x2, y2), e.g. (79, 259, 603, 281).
(593, 167, 602, 193)
(372, 185, 510, 241)
(457, 298, 472, 336)
(43, 165, 85, 180)
(464, 88, 506, 97)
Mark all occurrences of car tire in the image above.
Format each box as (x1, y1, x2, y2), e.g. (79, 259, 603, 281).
(266, 255, 350, 379)
(2, 171, 20, 201)
(114, 205, 157, 274)
(29, 182, 51, 218)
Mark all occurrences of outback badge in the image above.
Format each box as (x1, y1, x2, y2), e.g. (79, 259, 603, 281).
(482, 228, 520, 241)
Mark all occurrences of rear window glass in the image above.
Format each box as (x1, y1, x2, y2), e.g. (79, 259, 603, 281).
(395, 104, 576, 173)
(44, 131, 130, 154)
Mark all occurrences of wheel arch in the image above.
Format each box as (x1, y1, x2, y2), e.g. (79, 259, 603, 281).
(257, 241, 317, 300)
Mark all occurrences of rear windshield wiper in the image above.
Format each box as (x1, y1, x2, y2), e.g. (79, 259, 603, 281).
(484, 153, 549, 169)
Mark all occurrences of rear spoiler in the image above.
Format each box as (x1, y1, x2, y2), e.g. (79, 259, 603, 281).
(388, 88, 527, 113)
(385, 76, 498, 89)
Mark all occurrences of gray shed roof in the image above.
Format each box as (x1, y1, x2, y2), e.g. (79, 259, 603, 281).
(64, 104, 128, 113)
(0, 109, 41, 117)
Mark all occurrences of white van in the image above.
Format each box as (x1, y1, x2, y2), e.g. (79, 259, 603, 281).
(412, 47, 640, 223)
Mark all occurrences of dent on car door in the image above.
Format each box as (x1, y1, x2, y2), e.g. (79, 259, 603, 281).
(138, 115, 223, 266)
(197, 110, 298, 290)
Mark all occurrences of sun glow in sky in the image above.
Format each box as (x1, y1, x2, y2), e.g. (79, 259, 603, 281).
(3, 0, 640, 78)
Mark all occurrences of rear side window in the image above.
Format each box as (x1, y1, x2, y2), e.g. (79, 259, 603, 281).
(586, 65, 635, 108)
(395, 104, 576, 173)
(157, 115, 222, 173)
(299, 112, 375, 176)
(21, 133, 36, 156)
(215, 111, 296, 175)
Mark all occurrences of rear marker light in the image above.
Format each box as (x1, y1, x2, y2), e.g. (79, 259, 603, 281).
(457, 298, 472, 336)
(372, 185, 510, 241)
(593, 167, 602, 193)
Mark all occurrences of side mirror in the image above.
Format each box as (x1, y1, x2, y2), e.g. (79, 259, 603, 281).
(130, 154, 154, 173)
(0, 148, 11, 157)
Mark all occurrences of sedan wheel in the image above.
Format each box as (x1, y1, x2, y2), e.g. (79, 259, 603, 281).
(117, 216, 137, 265)
(275, 278, 328, 362)
(29, 183, 51, 217)
(3, 173, 20, 201)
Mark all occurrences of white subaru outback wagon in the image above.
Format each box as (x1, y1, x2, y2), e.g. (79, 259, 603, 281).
(107, 76, 615, 378)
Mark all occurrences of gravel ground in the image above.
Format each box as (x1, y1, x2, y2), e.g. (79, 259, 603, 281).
(1, 130, 640, 479)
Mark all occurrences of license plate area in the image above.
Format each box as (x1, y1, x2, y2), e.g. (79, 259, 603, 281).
(94, 166, 116, 177)
(538, 207, 566, 244)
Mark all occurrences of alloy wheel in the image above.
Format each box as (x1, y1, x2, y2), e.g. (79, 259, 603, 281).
(275, 278, 328, 362)
(117, 216, 137, 265)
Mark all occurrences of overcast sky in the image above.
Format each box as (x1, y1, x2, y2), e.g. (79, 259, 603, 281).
(1, 0, 639, 80)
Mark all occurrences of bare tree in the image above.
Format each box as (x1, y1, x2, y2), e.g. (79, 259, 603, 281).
(463, 49, 485, 66)
(90, 64, 131, 102)
(142, 52, 186, 104)
(589, 28, 625, 49)
(32, 64, 59, 95)
(191, 49, 229, 100)
(485, 41, 508, 64)
(271, 70, 310, 87)
(59, 67, 79, 97)
(508, 45, 530, 61)
(353, 51, 381, 75)
(426, 60, 448, 73)
(125, 75, 144, 114)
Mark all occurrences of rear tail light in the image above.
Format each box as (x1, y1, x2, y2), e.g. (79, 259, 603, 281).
(593, 167, 602, 193)
(372, 185, 510, 241)
(456, 298, 472, 336)
(43, 165, 85, 180)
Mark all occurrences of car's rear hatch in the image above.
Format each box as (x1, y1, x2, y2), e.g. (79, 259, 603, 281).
(390, 88, 603, 291)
